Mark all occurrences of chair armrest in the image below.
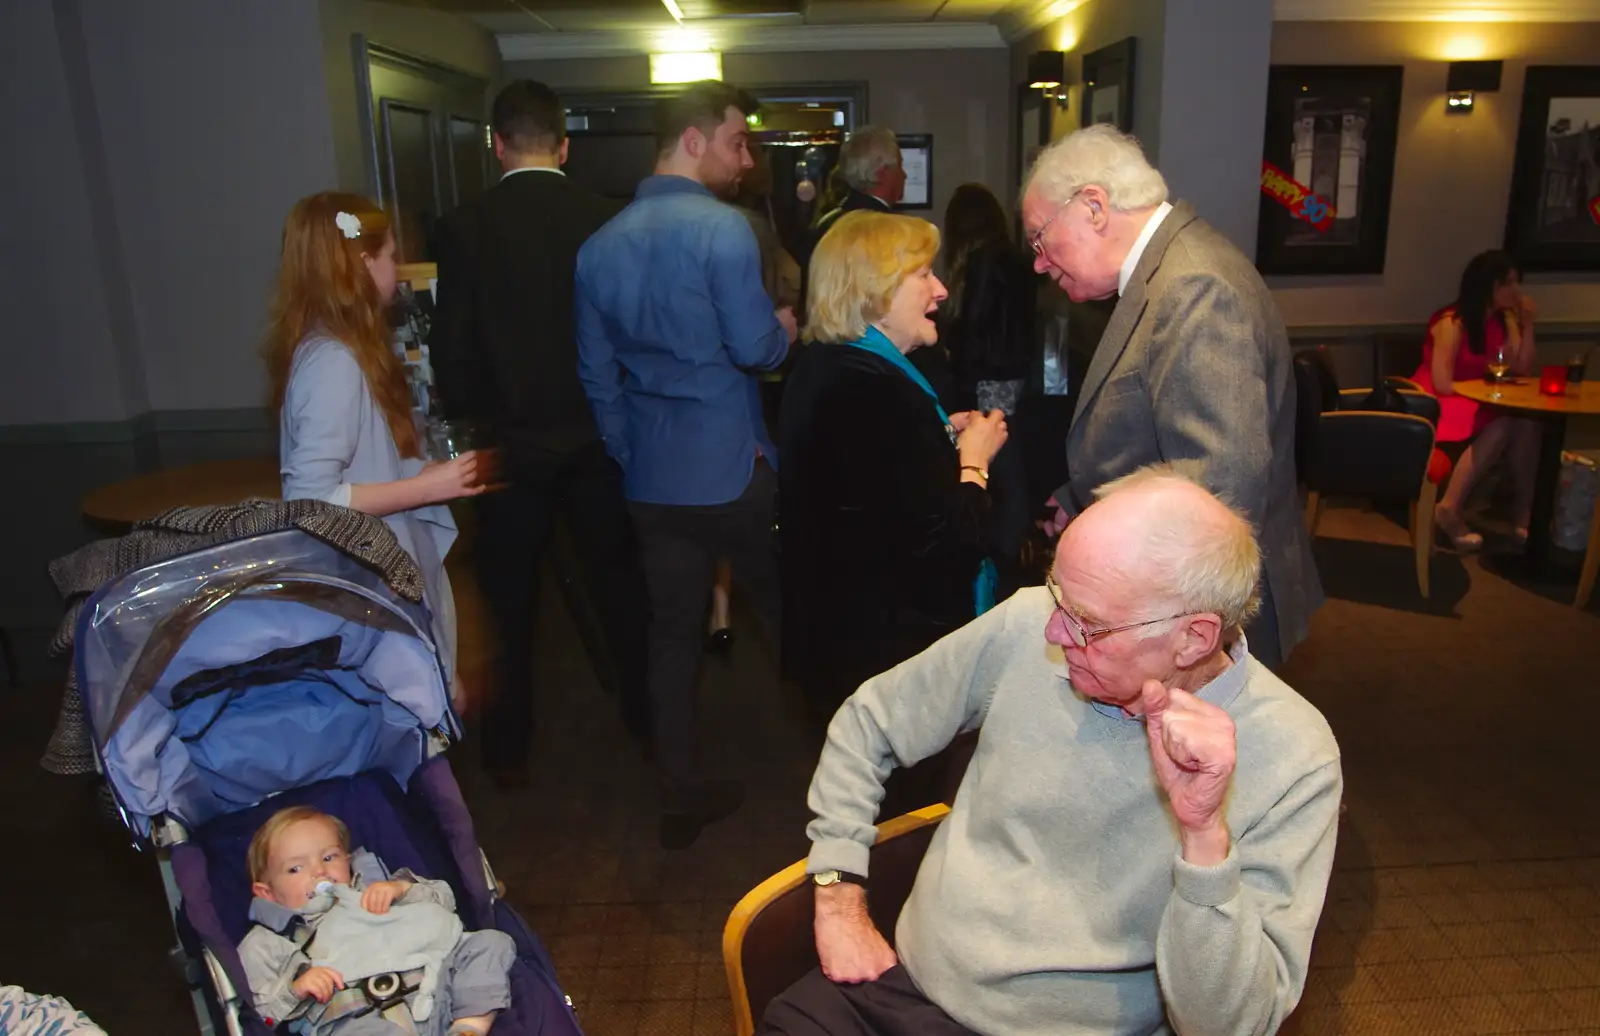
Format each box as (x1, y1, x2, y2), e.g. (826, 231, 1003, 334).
(1336, 388, 1441, 426)
(1307, 411, 1436, 500)
(724, 804, 950, 1036)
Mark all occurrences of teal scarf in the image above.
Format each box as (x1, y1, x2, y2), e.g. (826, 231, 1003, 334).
(845, 326, 998, 616)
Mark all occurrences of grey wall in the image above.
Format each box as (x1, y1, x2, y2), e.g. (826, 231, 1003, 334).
(1269, 20, 1600, 326)
(1009, 0, 1273, 256)
(1, 0, 138, 426)
(1155, 0, 1272, 257)
(320, 0, 501, 194)
(79, 0, 339, 415)
(1008, 0, 1168, 169)
(504, 48, 1013, 229)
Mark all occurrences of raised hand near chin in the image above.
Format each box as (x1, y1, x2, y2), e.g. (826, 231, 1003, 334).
(1139, 679, 1236, 865)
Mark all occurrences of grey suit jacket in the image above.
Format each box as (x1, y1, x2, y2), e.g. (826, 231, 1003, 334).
(1059, 202, 1323, 661)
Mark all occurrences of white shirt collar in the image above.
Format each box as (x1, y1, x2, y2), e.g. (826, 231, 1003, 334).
(502, 166, 564, 180)
(1117, 201, 1174, 296)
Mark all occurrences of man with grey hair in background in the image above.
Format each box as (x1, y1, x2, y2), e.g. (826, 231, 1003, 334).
(1027, 124, 1321, 671)
(799, 125, 906, 307)
(760, 464, 1341, 1036)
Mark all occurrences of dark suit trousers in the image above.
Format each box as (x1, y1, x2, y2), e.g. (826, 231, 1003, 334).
(628, 461, 780, 810)
(476, 440, 649, 771)
(759, 966, 979, 1036)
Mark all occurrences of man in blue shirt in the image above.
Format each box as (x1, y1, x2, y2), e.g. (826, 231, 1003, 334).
(577, 80, 797, 849)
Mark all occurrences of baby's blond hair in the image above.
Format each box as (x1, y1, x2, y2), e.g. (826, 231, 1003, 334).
(246, 806, 351, 884)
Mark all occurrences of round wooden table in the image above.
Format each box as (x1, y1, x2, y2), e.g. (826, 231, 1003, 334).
(1451, 378, 1600, 571)
(81, 457, 281, 530)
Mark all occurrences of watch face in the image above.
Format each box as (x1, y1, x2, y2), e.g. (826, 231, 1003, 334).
(814, 870, 840, 886)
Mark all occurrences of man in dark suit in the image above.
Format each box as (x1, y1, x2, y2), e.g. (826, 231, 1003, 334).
(431, 80, 649, 786)
(797, 125, 905, 307)
(1023, 125, 1322, 670)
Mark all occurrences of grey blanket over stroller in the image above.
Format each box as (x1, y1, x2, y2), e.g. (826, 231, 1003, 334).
(42, 498, 424, 775)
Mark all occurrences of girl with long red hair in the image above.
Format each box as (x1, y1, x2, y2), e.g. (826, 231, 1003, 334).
(266, 191, 491, 686)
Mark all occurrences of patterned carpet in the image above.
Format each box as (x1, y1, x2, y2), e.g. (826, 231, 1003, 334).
(3, 502, 1596, 1035)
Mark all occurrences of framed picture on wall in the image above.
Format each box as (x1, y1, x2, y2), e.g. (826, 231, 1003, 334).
(1256, 65, 1404, 276)
(1081, 38, 1136, 133)
(895, 134, 934, 210)
(1504, 66, 1600, 272)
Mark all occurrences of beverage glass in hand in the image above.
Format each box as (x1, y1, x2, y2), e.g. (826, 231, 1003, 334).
(427, 420, 478, 461)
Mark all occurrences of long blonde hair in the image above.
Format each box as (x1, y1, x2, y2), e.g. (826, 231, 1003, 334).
(264, 191, 419, 458)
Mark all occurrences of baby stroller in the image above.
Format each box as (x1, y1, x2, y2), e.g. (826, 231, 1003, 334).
(73, 525, 583, 1036)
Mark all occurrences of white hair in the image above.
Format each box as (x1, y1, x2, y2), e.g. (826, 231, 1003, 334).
(838, 125, 902, 193)
(1093, 463, 1261, 633)
(1024, 124, 1169, 213)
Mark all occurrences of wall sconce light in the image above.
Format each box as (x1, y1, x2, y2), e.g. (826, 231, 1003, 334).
(1445, 59, 1502, 116)
(1027, 51, 1070, 109)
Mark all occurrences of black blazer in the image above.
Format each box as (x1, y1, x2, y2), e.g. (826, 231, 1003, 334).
(778, 342, 991, 716)
(431, 171, 620, 462)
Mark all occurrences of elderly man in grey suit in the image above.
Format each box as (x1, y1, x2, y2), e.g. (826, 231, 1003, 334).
(1024, 125, 1322, 669)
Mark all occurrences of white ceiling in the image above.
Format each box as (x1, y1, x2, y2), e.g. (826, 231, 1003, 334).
(396, 0, 1600, 56)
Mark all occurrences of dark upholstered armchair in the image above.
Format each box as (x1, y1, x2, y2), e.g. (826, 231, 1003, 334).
(1293, 349, 1447, 597)
(722, 804, 949, 1036)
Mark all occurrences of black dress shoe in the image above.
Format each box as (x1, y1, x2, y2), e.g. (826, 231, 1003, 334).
(659, 779, 744, 850)
(704, 627, 734, 656)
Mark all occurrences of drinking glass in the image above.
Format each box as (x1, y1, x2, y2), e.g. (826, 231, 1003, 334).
(1486, 340, 1511, 401)
(427, 419, 478, 461)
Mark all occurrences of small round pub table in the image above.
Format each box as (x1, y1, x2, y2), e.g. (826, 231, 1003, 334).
(81, 457, 281, 531)
(1450, 378, 1600, 574)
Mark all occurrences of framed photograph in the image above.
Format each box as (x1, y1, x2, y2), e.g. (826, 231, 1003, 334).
(895, 134, 933, 210)
(1256, 65, 1403, 276)
(1504, 66, 1600, 272)
(1081, 38, 1136, 133)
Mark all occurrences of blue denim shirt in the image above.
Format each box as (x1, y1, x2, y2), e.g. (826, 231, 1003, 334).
(576, 174, 786, 505)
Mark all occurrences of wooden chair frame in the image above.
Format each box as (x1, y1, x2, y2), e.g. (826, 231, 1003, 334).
(722, 803, 950, 1036)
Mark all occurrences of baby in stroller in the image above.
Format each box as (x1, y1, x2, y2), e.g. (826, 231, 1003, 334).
(241, 806, 514, 1036)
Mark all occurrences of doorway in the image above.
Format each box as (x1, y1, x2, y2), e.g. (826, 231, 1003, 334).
(355, 40, 491, 261)
(560, 85, 865, 256)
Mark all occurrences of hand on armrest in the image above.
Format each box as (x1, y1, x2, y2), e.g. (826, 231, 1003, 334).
(814, 883, 897, 984)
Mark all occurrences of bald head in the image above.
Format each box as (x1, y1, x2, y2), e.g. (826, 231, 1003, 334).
(1063, 466, 1261, 633)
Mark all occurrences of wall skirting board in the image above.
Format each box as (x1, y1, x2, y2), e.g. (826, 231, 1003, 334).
(0, 407, 273, 446)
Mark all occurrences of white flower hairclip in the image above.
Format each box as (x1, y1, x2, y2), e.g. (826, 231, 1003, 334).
(335, 211, 362, 239)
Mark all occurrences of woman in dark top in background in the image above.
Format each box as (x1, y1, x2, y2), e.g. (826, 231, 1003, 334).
(938, 183, 1039, 575)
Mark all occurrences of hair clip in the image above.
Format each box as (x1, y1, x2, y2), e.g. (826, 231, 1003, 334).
(335, 211, 362, 239)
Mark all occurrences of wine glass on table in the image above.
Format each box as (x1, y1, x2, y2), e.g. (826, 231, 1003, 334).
(1486, 339, 1511, 401)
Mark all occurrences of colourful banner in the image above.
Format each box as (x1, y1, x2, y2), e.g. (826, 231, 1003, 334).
(1589, 194, 1600, 226)
(1261, 161, 1337, 233)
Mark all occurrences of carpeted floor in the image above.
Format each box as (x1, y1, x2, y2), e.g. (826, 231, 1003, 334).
(2, 502, 1596, 1036)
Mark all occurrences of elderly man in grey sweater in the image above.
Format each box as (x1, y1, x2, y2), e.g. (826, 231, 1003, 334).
(761, 465, 1341, 1036)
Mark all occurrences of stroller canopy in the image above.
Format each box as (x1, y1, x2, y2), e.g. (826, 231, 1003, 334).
(76, 528, 459, 841)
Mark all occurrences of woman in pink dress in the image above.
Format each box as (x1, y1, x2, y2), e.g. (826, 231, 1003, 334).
(1413, 250, 1541, 550)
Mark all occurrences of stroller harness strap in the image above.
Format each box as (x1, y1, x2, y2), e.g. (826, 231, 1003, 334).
(312, 968, 426, 1034)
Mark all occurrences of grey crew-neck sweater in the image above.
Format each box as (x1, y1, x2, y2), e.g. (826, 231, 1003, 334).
(805, 588, 1341, 1036)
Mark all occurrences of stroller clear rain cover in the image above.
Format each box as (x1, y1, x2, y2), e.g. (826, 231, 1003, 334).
(74, 528, 461, 842)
